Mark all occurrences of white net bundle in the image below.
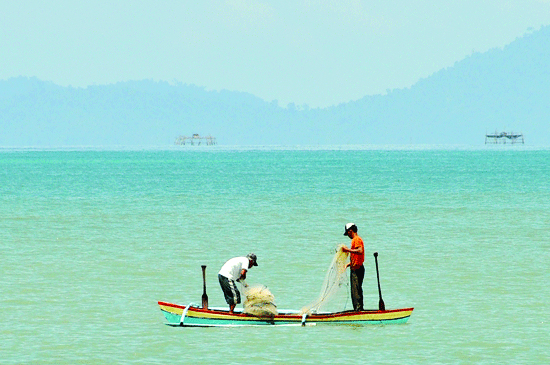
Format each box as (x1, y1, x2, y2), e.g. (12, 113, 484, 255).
(243, 285, 278, 318)
(301, 244, 350, 315)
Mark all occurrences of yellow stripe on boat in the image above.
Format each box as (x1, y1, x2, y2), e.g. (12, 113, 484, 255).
(158, 301, 414, 326)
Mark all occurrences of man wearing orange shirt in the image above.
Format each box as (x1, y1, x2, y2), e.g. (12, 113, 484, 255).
(342, 223, 365, 311)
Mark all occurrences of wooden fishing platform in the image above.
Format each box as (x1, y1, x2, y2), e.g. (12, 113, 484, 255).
(485, 131, 524, 144)
(175, 134, 217, 146)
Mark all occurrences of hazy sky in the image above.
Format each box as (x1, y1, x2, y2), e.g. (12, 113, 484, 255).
(2, 0, 550, 108)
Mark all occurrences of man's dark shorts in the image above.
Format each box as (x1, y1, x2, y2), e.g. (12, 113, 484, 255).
(218, 274, 241, 306)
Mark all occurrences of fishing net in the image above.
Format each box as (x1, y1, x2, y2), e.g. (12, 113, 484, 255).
(301, 244, 350, 315)
(243, 285, 278, 318)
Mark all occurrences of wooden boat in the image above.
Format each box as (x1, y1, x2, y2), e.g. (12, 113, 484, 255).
(158, 301, 414, 327)
(161, 253, 412, 327)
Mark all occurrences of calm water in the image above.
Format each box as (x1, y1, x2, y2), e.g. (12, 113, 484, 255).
(1, 146, 549, 364)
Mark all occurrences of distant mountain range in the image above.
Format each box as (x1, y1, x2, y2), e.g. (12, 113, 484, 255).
(1, 26, 549, 147)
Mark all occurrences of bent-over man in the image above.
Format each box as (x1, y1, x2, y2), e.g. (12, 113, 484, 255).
(218, 253, 258, 313)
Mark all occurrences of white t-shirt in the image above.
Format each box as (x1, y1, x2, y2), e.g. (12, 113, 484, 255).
(218, 257, 250, 281)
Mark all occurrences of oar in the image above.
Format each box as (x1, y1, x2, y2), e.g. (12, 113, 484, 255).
(201, 265, 209, 309)
(373, 252, 385, 311)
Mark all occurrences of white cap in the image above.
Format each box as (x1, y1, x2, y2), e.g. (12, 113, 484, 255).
(344, 223, 356, 235)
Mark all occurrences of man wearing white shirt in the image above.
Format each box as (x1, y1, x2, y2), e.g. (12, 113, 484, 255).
(218, 253, 258, 313)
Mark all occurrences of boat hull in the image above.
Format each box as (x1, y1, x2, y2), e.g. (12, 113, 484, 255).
(158, 301, 413, 327)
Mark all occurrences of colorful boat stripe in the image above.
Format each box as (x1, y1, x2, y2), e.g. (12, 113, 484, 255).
(158, 301, 413, 326)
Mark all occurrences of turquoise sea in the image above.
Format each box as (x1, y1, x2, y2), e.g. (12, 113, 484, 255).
(1, 146, 549, 364)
